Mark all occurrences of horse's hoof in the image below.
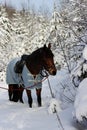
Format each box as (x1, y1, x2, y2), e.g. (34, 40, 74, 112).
(38, 103, 42, 107)
(9, 98, 12, 101)
(12, 98, 18, 102)
(29, 104, 32, 108)
(20, 100, 24, 103)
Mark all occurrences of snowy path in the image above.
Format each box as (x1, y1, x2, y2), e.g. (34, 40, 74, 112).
(0, 87, 78, 130)
(0, 104, 57, 130)
(0, 88, 58, 130)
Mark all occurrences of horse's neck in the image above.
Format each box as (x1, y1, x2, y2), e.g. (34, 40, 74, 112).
(26, 53, 43, 75)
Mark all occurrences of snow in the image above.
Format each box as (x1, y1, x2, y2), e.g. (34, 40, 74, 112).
(74, 78, 87, 122)
(0, 70, 78, 130)
(83, 45, 87, 60)
(48, 98, 61, 114)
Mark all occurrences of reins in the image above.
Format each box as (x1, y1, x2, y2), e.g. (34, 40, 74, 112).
(0, 75, 48, 91)
(23, 69, 49, 89)
(25, 76, 48, 89)
(0, 86, 8, 90)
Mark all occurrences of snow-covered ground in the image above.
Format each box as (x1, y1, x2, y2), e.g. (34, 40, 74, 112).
(0, 70, 79, 130)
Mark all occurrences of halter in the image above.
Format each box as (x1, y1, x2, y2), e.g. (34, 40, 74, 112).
(40, 69, 49, 77)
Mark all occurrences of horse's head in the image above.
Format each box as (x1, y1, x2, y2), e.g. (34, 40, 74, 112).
(41, 43, 57, 76)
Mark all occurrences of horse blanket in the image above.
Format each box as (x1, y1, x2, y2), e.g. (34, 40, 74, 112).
(6, 58, 43, 90)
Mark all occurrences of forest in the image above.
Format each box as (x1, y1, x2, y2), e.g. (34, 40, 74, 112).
(0, 0, 87, 130)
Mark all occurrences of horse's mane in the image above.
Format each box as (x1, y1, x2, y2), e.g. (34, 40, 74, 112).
(26, 48, 43, 62)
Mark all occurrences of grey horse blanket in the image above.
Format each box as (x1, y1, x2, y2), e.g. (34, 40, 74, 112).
(6, 58, 43, 90)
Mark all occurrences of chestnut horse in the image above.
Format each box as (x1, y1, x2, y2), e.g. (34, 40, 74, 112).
(6, 44, 56, 107)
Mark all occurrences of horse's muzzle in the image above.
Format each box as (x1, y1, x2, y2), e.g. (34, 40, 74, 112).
(49, 68, 57, 76)
(45, 64, 57, 76)
(52, 70, 56, 75)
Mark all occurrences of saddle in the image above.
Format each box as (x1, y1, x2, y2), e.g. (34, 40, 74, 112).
(14, 54, 28, 74)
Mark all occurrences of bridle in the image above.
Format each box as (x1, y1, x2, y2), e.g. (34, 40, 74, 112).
(40, 68, 49, 77)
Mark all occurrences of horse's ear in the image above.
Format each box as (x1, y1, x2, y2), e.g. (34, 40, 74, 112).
(48, 43, 51, 49)
(43, 43, 51, 50)
(43, 44, 46, 49)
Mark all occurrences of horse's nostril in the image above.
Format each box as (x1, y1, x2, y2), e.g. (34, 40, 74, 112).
(52, 71, 56, 75)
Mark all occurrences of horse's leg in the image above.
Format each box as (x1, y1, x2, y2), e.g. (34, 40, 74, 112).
(19, 85, 24, 103)
(36, 88, 42, 107)
(12, 84, 19, 102)
(26, 90, 33, 108)
(8, 84, 13, 101)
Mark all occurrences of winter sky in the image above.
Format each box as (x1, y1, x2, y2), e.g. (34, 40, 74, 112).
(0, 0, 55, 12)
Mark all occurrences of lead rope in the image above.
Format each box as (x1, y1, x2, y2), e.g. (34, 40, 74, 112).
(47, 77, 64, 130)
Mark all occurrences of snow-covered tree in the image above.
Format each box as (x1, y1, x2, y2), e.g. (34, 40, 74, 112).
(0, 6, 16, 81)
(49, 0, 87, 73)
(0, 5, 53, 81)
(58, 0, 87, 86)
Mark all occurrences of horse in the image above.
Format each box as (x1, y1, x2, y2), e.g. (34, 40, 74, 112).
(6, 44, 57, 107)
